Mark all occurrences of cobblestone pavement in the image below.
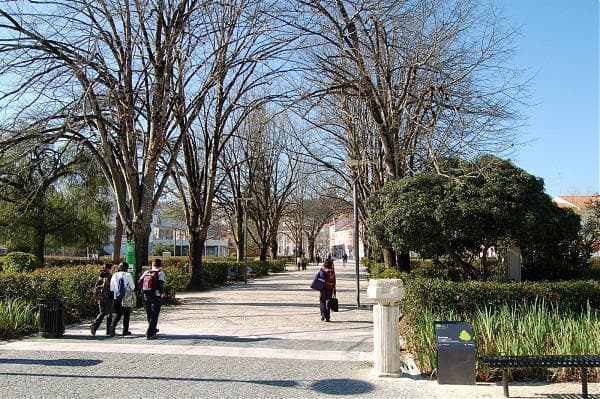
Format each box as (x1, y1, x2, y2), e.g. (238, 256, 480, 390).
(0, 263, 597, 398)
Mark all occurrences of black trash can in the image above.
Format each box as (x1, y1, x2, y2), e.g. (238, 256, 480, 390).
(434, 320, 476, 385)
(38, 297, 66, 338)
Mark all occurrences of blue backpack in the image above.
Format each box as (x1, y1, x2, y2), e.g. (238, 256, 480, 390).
(114, 275, 125, 300)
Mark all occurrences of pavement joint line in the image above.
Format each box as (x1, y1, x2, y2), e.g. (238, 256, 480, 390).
(0, 341, 373, 362)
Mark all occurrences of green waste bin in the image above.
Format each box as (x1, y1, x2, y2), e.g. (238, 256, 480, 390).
(38, 297, 66, 338)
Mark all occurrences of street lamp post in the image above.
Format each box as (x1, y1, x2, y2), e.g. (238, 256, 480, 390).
(239, 197, 253, 285)
(352, 178, 360, 308)
(346, 158, 369, 308)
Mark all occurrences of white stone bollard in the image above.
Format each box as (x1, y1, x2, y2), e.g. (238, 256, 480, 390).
(367, 278, 405, 377)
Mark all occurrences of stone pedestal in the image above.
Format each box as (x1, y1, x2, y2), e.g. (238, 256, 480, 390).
(367, 279, 405, 377)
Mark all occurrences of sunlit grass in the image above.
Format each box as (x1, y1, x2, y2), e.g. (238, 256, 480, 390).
(405, 299, 600, 381)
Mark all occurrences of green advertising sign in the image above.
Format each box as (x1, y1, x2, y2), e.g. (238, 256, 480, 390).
(125, 241, 135, 278)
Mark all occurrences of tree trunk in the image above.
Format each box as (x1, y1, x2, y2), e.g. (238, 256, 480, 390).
(382, 248, 396, 268)
(397, 251, 411, 272)
(133, 227, 151, 280)
(259, 245, 268, 261)
(189, 231, 204, 289)
(481, 245, 488, 280)
(112, 214, 123, 264)
(442, 242, 478, 278)
(307, 239, 315, 263)
(33, 225, 46, 266)
(270, 237, 278, 260)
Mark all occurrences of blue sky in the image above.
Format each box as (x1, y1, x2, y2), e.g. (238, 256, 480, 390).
(496, 0, 599, 197)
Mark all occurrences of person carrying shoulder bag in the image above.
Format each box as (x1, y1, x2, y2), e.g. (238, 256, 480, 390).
(319, 259, 336, 322)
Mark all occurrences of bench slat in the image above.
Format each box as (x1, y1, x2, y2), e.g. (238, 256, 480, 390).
(479, 355, 600, 368)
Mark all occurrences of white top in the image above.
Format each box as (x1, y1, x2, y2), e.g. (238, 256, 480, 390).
(110, 270, 135, 298)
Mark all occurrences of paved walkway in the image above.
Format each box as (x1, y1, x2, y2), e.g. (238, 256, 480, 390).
(0, 264, 597, 398)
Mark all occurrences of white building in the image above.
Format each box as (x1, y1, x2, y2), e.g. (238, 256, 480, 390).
(103, 206, 230, 258)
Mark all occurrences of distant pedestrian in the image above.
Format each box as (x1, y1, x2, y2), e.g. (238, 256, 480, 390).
(342, 253, 348, 266)
(296, 255, 302, 271)
(301, 255, 307, 270)
(318, 259, 336, 322)
(138, 259, 166, 339)
(91, 263, 113, 336)
(109, 262, 135, 337)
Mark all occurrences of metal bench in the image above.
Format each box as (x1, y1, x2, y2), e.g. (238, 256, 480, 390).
(479, 355, 600, 398)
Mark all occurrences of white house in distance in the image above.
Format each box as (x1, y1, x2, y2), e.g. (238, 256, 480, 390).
(276, 212, 366, 261)
(553, 194, 600, 257)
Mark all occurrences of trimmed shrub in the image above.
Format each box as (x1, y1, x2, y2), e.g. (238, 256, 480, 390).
(401, 277, 600, 318)
(3, 252, 40, 273)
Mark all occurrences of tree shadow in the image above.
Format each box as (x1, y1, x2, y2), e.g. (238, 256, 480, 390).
(0, 358, 102, 367)
(0, 371, 298, 388)
(310, 378, 374, 395)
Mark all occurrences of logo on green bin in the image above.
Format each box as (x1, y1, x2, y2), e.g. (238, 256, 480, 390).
(458, 329, 472, 342)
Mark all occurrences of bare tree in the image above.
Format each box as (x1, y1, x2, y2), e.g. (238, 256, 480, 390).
(0, 0, 204, 273)
(170, 0, 294, 287)
(290, 0, 525, 266)
(240, 110, 301, 261)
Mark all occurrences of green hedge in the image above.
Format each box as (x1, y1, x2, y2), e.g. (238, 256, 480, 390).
(402, 277, 600, 316)
(0, 264, 190, 325)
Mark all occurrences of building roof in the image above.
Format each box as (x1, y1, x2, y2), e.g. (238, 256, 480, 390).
(553, 195, 600, 213)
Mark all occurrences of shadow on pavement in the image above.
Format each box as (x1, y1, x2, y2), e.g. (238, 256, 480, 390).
(159, 334, 275, 343)
(0, 371, 299, 388)
(310, 378, 374, 395)
(0, 358, 102, 366)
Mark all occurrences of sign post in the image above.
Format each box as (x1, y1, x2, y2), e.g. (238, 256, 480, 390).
(125, 241, 136, 279)
(434, 321, 476, 385)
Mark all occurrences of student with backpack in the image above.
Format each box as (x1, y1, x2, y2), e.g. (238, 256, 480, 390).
(138, 258, 166, 340)
(109, 262, 135, 337)
(90, 263, 113, 336)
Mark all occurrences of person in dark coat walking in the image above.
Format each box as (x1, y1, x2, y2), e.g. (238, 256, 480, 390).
(319, 259, 336, 322)
(90, 263, 113, 336)
(138, 258, 166, 339)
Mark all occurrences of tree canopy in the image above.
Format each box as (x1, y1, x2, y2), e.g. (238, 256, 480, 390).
(367, 157, 585, 280)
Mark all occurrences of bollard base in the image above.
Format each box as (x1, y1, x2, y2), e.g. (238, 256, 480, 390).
(371, 370, 403, 378)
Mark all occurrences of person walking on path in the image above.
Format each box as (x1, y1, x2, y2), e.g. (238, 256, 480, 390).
(138, 258, 166, 340)
(319, 259, 336, 322)
(90, 263, 113, 336)
(109, 262, 135, 337)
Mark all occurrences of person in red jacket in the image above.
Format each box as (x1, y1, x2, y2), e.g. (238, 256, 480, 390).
(319, 259, 336, 322)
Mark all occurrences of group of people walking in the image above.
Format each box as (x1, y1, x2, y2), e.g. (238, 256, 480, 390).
(91, 259, 166, 340)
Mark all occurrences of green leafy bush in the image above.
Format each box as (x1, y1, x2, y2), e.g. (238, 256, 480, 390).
(162, 266, 191, 296)
(3, 252, 40, 273)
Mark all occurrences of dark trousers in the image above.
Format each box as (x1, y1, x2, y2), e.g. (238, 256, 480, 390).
(143, 294, 162, 336)
(93, 298, 113, 334)
(319, 287, 333, 319)
(110, 299, 130, 334)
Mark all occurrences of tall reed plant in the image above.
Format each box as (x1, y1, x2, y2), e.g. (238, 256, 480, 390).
(0, 298, 38, 339)
(405, 299, 600, 381)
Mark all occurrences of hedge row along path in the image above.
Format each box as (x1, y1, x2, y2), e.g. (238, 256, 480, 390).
(0, 264, 597, 398)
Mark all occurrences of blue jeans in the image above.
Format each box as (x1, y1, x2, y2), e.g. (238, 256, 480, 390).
(143, 294, 162, 336)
